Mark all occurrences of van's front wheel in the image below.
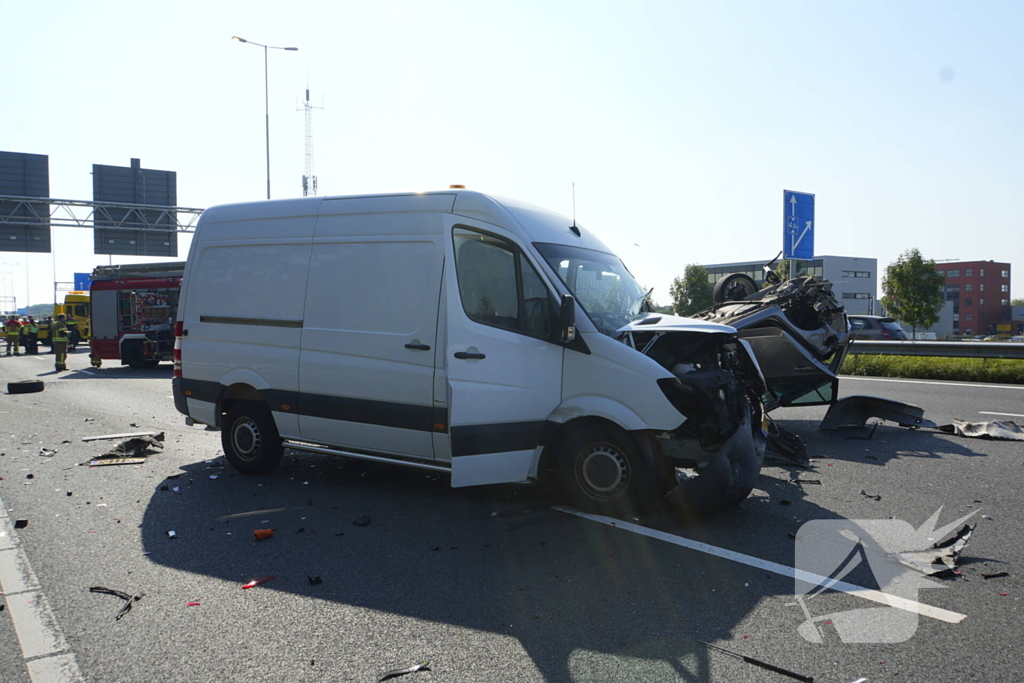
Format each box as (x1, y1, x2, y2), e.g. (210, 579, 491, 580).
(222, 402, 284, 474)
(556, 424, 657, 518)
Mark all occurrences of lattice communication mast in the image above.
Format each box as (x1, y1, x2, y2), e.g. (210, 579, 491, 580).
(299, 85, 323, 196)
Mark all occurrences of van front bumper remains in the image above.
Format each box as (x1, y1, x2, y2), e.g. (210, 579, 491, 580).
(662, 397, 766, 513)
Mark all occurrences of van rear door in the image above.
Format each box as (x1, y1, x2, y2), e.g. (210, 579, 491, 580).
(442, 216, 563, 486)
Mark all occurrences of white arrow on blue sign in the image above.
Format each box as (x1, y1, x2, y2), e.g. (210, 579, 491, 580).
(783, 190, 815, 260)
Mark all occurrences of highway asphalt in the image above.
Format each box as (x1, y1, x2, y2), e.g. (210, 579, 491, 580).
(0, 348, 1021, 682)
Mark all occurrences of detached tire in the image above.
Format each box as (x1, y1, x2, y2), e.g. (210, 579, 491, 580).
(713, 273, 758, 303)
(8, 380, 44, 395)
(221, 402, 284, 474)
(556, 424, 658, 518)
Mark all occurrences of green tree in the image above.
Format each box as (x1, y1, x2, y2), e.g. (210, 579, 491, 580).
(1011, 298, 1024, 307)
(881, 248, 945, 337)
(670, 264, 713, 316)
(23, 303, 54, 318)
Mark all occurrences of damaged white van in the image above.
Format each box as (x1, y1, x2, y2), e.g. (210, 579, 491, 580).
(173, 189, 767, 515)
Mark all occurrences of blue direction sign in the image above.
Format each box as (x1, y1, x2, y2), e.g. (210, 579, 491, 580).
(783, 190, 815, 260)
(73, 272, 91, 291)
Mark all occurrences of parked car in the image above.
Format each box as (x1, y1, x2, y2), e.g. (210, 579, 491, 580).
(847, 315, 908, 341)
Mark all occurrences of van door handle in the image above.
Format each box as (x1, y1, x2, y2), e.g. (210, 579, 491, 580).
(454, 351, 486, 360)
(405, 343, 431, 351)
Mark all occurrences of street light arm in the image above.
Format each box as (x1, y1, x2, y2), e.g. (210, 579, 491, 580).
(231, 36, 297, 51)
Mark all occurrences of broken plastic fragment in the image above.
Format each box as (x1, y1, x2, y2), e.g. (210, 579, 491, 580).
(860, 489, 881, 501)
(354, 516, 371, 526)
(14, 520, 28, 529)
(981, 571, 1009, 580)
(167, 530, 177, 539)
(90, 586, 144, 620)
(307, 575, 322, 586)
(241, 576, 276, 589)
(896, 524, 974, 576)
(253, 529, 274, 541)
(187, 601, 201, 606)
(379, 661, 431, 682)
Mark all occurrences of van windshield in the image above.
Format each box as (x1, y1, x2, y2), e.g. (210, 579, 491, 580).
(535, 242, 649, 337)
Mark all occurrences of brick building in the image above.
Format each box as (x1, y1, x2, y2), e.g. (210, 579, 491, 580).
(937, 261, 1012, 336)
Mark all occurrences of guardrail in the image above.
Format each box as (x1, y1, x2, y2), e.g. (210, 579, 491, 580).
(848, 340, 1024, 359)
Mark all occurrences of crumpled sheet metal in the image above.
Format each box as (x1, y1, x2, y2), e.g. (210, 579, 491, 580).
(895, 524, 974, 576)
(820, 395, 938, 430)
(937, 420, 1024, 441)
(101, 435, 165, 459)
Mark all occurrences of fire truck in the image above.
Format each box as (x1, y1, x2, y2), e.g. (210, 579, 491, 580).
(88, 262, 185, 369)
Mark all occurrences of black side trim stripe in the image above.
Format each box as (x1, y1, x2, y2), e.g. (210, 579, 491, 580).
(200, 315, 303, 328)
(179, 378, 544, 456)
(450, 421, 546, 457)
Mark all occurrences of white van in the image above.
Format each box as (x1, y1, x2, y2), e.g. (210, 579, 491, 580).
(173, 189, 767, 515)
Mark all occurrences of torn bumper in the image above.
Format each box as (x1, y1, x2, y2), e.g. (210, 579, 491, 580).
(664, 399, 767, 512)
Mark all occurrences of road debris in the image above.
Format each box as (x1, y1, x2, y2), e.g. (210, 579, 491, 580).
(38, 448, 57, 457)
(241, 576, 276, 589)
(253, 529, 274, 541)
(846, 422, 880, 441)
(981, 571, 1009, 580)
(90, 586, 144, 620)
(100, 435, 164, 458)
(187, 601, 201, 606)
(821, 395, 937, 430)
(14, 520, 28, 529)
(860, 489, 882, 501)
(765, 423, 810, 467)
(354, 516, 372, 527)
(167, 530, 177, 539)
(379, 661, 431, 682)
(937, 420, 1024, 441)
(82, 431, 163, 442)
(896, 524, 975, 576)
(699, 641, 813, 682)
(307, 575, 322, 586)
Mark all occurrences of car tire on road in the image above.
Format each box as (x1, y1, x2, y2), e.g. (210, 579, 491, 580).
(556, 424, 658, 518)
(7, 380, 45, 395)
(221, 402, 284, 474)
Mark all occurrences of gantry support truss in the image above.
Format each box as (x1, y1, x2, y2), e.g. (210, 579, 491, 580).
(0, 195, 204, 233)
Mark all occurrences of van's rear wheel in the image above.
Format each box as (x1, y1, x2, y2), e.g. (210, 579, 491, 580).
(556, 424, 657, 518)
(222, 402, 284, 474)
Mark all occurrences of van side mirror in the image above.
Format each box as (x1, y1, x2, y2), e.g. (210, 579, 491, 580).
(559, 294, 576, 343)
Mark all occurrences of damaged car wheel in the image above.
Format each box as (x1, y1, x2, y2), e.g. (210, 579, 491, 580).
(557, 424, 658, 517)
(222, 402, 284, 474)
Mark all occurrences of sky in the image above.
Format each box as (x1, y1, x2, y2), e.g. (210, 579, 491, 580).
(2, 0, 1022, 309)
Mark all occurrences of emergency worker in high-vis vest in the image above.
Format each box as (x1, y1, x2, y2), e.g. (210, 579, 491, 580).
(51, 314, 69, 371)
(25, 317, 39, 355)
(3, 315, 21, 357)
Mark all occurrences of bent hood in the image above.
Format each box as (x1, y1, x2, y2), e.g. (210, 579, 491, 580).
(618, 314, 736, 335)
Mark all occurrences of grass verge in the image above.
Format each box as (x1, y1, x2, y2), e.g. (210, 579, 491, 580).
(841, 354, 1024, 385)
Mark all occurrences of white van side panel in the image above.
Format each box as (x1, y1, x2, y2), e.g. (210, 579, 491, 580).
(296, 195, 450, 458)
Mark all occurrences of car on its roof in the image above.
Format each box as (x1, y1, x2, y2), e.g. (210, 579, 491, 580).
(847, 315, 909, 341)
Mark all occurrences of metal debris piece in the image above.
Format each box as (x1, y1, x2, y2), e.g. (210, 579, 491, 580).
(860, 489, 881, 501)
(379, 661, 431, 682)
(699, 641, 813, 682)
(354, 516, 371, 527)
(100, 435, 164, 459)
(982, 571, 1009, 580)
(896, 524, 975, 576)
(937, 420, 1024, 441)
(167, 530, 177, 539)
(90, 586, 144, 620)
(821, 395, 937, 430)
(82, 431, 163, 443)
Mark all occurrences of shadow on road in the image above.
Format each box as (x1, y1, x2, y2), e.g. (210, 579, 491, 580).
(139, 450, 851, 682)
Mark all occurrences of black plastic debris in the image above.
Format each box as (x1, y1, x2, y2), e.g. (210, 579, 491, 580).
(307, 575, 322, 586)
(821, 395, 936, 430)
(14, 520, 28, 529)
(860, 489, 882, 501)
(379, 661, 431, 682)
(896, 524, 975, 576)
(779, 500, 793, 506)
(982, 571, 1009, 580)
(160, 485, 169, 491)
(90, 586, 144, 620)
(431, 545, 441, 551)
(797, 479, 821, 485)
(25, 474, 33, 479)
(66, 492, 72, 497)
(100, 435, 164, 459)
(846, 423, 880, 441)
(296, 528, 305, 534)
(0, 604, 5, 611)
(699, 641, 813, 682)
(354, 516, 371, 527)
(765, 423, 809, 467)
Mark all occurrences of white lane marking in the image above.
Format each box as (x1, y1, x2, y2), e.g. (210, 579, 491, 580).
(555, 506, 967, 625)
(979, 411, 1024, 418)
(78, 369, 96, 376)
(0, 503, 84, 682)
(841, 376, 1024, 391)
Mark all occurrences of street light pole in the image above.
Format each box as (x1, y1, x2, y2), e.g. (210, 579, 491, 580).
(232, 36, 299, 200)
